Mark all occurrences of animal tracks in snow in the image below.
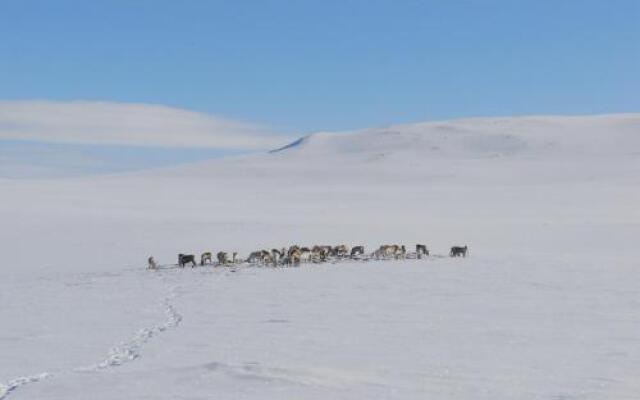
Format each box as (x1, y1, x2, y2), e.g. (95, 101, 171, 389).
(77, 283, 182, 372)
(0, 373, 52, 400)
(0, 276, 182, 398)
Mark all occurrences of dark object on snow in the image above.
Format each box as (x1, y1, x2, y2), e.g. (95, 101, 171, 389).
(449, 246, 468, 257)
(332, 244, 350, 257)
(416, 244, 429, 257)
(350, 246, 365, 258)
(201, 252, 212, 265)
(217, 251, 228, 265)
(178, 253, 197, 267)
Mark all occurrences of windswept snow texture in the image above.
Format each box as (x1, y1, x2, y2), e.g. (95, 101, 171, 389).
(1, 114, 639, 399)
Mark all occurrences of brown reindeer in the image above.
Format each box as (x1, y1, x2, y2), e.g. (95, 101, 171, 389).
(286, 249, 302, 266)
(395, 245, 406, 259)
(311, 246, 329, 262)
(376, 245, 397, 258)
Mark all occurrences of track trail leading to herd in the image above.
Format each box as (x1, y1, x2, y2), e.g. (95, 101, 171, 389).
(0, 254, 435, 398)
(0, 268, 184, 399)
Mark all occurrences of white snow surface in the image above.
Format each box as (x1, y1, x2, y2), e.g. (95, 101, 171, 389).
(1, 114, 639, 399)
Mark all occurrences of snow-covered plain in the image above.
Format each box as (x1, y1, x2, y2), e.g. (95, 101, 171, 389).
(1, 114, 639, 399)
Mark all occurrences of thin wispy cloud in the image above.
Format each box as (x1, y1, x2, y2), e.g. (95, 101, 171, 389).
(0, 100, 292, 150)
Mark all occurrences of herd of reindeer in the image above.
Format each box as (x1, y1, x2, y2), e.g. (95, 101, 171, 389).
(147, 244, 469, 270)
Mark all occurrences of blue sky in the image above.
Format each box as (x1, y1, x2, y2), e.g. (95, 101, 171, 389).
(2, 0, 638, 131)
(0, 1, 638, 176)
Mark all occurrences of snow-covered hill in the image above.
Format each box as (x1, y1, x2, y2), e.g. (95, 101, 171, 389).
(273, 114, 640, 158)
(1, 114, 638, 399)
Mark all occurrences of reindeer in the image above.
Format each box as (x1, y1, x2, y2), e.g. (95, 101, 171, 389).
(262, 250, 274, 264)
(178, 253, 197, 268)
(299, 247, 312, 263)
(416, 244, 429, 258)
(350, 246, 365, 258)
(311, 246, 329, 262)
(201, 252, 213, 265)
(394, 245, 407, 260)
(247, 251, 264, 263)
(271, 248, 285, 264)
(217, 251, 228, 265)
(147, 256, 157, 270)
(333, 244, 350, 258)
(450, 245, 468, 257)
(373, 247, 384, 259)
(286, 249, 302, 266)
(376, 245, 396, 259)
(248, 250, 273, 264)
